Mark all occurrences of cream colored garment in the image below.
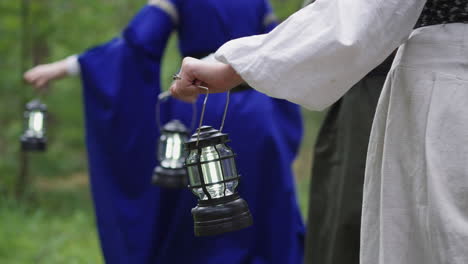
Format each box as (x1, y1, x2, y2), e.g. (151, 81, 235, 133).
(214, 1, 468, 263)
(215, 0, 426, 110)
(65, 55, 80, 76)
(362, 24, 468, 264)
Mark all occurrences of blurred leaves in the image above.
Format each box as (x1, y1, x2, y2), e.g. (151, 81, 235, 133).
(0, 0, 147, 196)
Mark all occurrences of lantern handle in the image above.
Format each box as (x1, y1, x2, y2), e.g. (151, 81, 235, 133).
(219, 90, 230, 133)
(156, 90, 197, 132)
(171, 74, 230, 145)
(31, 86, 48, 107)
(194, 86, 230, 146)
(190, 100, 197, 132)
(155, 91, 170, 131)
(196, 85, 209, 146)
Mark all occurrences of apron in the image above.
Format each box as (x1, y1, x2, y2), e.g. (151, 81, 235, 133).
(362, 24, 468, 264)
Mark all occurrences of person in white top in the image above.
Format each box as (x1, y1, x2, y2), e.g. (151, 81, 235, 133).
(170, 0, 468, 263)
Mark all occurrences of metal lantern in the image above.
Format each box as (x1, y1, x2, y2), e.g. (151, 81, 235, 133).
(184, 87, 253, 236)
(153, 119, 190, 188)
(152, 91, 196, 188)
(20, 99, 47, 151)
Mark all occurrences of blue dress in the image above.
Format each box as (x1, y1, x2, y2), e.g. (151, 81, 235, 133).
(78, 1, 304, 263)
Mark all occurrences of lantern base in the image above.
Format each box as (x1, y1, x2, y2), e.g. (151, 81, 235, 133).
(152, 166, 188, 189)
(192, 194, 253, 236)
(20, 136, 46, 152)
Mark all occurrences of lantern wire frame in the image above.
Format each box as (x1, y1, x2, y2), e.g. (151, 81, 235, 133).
(186, 86, 236, 201)
(189, 151, 240, 200)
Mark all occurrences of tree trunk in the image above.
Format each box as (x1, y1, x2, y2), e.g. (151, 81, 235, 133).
(16, 0, 31, 199)
(16, 0, 50, 199)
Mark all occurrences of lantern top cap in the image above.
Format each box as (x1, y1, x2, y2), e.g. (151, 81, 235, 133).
(185, 126, 229, 149)
(26, 99, 47, 111)
(162, 119, 188, 133)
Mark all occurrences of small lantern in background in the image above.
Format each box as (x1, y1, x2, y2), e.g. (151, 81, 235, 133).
(153, 119, 190, 188)
(152, 91, 196, 188)
(183, 86, 253, 237)
(20, 99, 47, 151)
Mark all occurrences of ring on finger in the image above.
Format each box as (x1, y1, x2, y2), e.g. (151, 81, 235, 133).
(172, 74, 182, 81)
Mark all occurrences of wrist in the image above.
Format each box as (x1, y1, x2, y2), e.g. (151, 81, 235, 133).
(64, 55, 81, 76)
(225, 64, 243, 89)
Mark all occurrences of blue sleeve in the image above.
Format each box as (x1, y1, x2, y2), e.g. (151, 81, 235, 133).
(122, 2, 178, 60)
(262, 0, 278, 33)
(76, 3, 182, 263)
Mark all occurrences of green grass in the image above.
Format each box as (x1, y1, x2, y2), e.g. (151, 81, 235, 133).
(0, 186, 103, 263)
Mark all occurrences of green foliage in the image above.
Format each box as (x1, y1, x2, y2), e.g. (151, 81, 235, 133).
(294, 110, 324, 217)
(271, 0, 304, 20)
(0, 0, 146, 196)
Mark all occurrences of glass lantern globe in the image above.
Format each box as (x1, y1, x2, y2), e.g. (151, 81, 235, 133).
(153, 119, 189, 188)
(20, 99, 47, 151)
(185, 125, 253, 236)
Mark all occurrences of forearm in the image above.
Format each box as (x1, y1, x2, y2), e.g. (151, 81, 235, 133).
(23, 54, 81, 89)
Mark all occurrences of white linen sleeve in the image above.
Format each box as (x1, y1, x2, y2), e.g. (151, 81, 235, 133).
(215, 0, 426, 110)
(65, 55, 81, 76)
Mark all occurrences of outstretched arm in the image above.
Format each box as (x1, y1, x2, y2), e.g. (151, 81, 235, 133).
(24, 55, 80, 89)
(25, 0, 178, 90)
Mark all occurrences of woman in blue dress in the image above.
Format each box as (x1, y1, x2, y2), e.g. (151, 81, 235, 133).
(24, 1, 304, 263)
